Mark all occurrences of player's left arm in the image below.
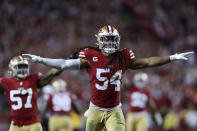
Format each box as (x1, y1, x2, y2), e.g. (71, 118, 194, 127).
(37, 69, 63, 88)
(127, 52, 194, 69)
(71, 94, 81, 115)
(148, 96, 163, 126)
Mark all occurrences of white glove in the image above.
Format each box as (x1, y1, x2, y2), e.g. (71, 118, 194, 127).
(170, 51, 194, 61)
(22, 54, 44, 63)
(23, 54, 80, 70)
(154, 112, 163, 126)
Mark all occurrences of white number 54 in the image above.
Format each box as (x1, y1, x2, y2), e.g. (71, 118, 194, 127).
(96, 68, 122, 91)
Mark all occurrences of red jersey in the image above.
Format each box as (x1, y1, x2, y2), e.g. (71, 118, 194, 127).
(128, 85, 150, 112)
(48, 92, 73, 115)
(0, 73, 40, 126)
(79, 48, 135, 108)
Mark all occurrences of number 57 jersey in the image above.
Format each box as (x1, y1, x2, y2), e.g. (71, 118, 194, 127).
(0, 73, 40, 125)
(79, 48, 135, 108)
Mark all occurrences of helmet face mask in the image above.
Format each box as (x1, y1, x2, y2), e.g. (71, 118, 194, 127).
(133, 72, 149, 89)
(97, 25, 120, 54)
(13, 64, 29, 79)
(9, 56, 30, 79)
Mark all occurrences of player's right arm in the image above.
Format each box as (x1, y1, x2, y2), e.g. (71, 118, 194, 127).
(22, 54, 90, 70)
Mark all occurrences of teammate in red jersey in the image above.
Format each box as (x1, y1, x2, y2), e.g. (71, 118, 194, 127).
(42, 79, 80, 131)
(0, 56, 62, 131)
(22, 25, 194, 131)
(127, 72, 162, 131)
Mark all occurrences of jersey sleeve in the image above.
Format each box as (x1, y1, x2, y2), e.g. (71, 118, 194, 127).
(78, 49, 86, 59)
(78, 48, 90, 60)
(122, 48, 136, 65)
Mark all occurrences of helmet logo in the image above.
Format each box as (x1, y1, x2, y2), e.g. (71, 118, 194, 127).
(107, 25, 114, 34)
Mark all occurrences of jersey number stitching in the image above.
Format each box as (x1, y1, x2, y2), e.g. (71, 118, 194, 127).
(10, 88, 33, 110)
(95, 68, 122, 91)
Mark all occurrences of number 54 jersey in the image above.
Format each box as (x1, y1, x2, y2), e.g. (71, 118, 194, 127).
(0, 73, 40, 126)
(79, 48, 135, 108)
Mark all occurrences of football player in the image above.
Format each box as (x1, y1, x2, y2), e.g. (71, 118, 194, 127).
(0, 56, 62, 131)
(22, 25, 194, 131)
(42, 79, 80, 131)
(126, 72, 162, 131)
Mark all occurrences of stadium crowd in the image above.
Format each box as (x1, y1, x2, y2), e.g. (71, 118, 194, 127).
(0, 0, 197, 131)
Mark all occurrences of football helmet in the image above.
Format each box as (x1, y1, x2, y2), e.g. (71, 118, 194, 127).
(96, 25, 120, 54)
(9, 56, 30, 79)
(52, 79, 67, 92)
(133, 72, 149, 89)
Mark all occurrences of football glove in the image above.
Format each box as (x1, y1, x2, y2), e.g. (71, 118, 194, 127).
(170, 51, 194, 61)
(22, 54, 43, 63)
(154, 112, 163, 126)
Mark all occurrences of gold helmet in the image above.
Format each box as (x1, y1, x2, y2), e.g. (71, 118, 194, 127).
(52, 79, 67, 92)
(133, 72, 149, 89)
(9, 56, 29, 79)
(96, 25, 120, 54)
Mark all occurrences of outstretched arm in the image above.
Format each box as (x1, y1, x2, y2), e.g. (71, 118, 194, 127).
(38, 69, 62, 88)
(127, 52, 194, 69)
(22, 54, 89, 70)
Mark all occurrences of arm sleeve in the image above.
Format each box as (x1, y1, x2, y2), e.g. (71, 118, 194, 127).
(123, 49, 136, 65)
(41, 58, 81, 70)
(78, 50, 86, 59)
